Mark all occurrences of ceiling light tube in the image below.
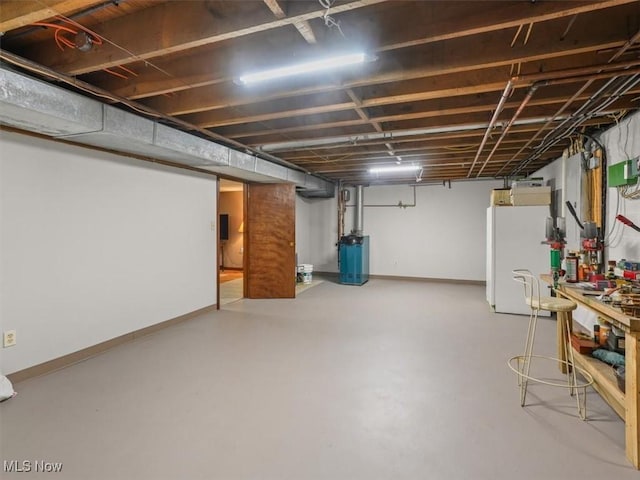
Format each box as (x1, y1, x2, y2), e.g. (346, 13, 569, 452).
(370, 165, 420, 174)
(239, 53, 370, 85)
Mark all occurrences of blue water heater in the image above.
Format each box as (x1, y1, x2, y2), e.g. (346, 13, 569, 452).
(339, 235, 369, 285)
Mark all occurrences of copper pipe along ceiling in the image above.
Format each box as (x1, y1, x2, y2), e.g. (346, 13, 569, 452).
(465, 81, 513, 177)
(476, 84, 539, 177)
(493, 80, 597, 177)
(492, 28, 640, 177)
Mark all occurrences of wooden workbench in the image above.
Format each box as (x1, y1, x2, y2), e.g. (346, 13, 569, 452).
(542, 274, 640, 468)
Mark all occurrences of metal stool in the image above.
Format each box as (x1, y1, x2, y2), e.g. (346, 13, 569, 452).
(507, 269, 594, 420)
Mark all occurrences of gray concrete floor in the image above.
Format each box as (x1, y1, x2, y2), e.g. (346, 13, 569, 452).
(0, 278, 635, 479)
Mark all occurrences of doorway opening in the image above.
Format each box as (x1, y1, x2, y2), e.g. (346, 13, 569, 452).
(219, 179, 245, 305)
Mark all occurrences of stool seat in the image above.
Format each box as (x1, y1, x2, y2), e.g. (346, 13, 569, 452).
(526, 296, 577, 312)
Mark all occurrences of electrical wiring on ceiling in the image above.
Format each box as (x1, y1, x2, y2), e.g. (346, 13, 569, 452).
(32, 18, 103, 51)
(319, 0, 345, 37)
(30, 8, 187, 89)
(31, 17, 142, 80)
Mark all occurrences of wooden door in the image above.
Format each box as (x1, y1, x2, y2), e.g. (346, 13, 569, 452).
(245, 183, 296, 298)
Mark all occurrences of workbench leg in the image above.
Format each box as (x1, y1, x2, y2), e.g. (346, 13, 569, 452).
(626, 332, 640, 469)
(557, 311, 571, 374)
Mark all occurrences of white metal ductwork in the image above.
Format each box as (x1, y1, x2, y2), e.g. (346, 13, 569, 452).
(0, 66, 334, 196)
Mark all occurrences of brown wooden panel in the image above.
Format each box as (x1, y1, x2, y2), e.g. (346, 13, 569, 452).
(245, 183, 295, 299)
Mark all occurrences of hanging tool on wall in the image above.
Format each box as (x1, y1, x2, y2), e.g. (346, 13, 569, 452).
(565, 201, 584, 230)
(616, 214, 640, 232)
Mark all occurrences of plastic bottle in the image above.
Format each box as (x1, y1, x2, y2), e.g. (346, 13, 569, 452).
(566, 255, 578, 282)
(599, 325, 610, 347)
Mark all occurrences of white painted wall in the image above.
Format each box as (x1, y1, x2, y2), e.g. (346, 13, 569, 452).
(0, 131, 218, 374)
(296, 193, 339, 272)
(296, 180, 501, 280)
(601, 112, 640, 262)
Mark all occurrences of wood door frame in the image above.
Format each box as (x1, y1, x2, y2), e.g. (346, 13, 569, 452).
(216, 177, 220, 310)
(243, 184, 249, 298)
(217, 178, 247, 308)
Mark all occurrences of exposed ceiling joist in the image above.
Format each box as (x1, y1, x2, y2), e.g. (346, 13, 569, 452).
(70, 0, 637, 100)
(263, 0, 317, 43)
(144, 13, 633, 117)
(1, 0, 638, 184)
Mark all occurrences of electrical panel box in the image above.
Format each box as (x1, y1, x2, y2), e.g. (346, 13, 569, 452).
(608, 160, 638, 187)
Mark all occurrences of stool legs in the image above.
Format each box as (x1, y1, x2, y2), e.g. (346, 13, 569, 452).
(516, 308, 588, 419)
(519, 307, 539, 406)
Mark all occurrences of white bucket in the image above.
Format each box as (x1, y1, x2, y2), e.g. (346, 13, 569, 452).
(301, 264, 313, 284)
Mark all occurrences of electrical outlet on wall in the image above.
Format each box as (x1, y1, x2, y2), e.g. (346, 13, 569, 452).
(3, 330, 16, 348)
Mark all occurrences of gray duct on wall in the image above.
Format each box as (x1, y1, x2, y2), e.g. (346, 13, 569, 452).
(353, 185, 364, 236)
(0, 66, 334, 196)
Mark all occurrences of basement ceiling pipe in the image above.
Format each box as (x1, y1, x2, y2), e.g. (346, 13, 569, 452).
(467, 59, 640, 178)
(477, 67, 640, 177)
(494, 30, 640, 177)
(475, 84, 539, 177)
(259, 116, 590, 153)
(465, 80, 513, 177)
(535, 73, 640, 149)
(499, 72, 640, 177)
(495, 79, 601, 177)
(512, 74, 640, 176)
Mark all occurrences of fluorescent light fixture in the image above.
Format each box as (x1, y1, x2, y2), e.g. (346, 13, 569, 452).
(370, 165, 421, 174)
(239, 52, 369, 85)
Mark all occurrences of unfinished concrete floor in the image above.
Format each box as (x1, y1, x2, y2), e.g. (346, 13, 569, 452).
(0, 278, 634, 479)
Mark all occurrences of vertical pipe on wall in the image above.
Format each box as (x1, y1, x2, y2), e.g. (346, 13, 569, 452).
(354, 185, 364, 236)
(337, 182, 344, 241)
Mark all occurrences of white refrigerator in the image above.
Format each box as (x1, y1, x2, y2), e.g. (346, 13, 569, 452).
(486, 205, 551, 316)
